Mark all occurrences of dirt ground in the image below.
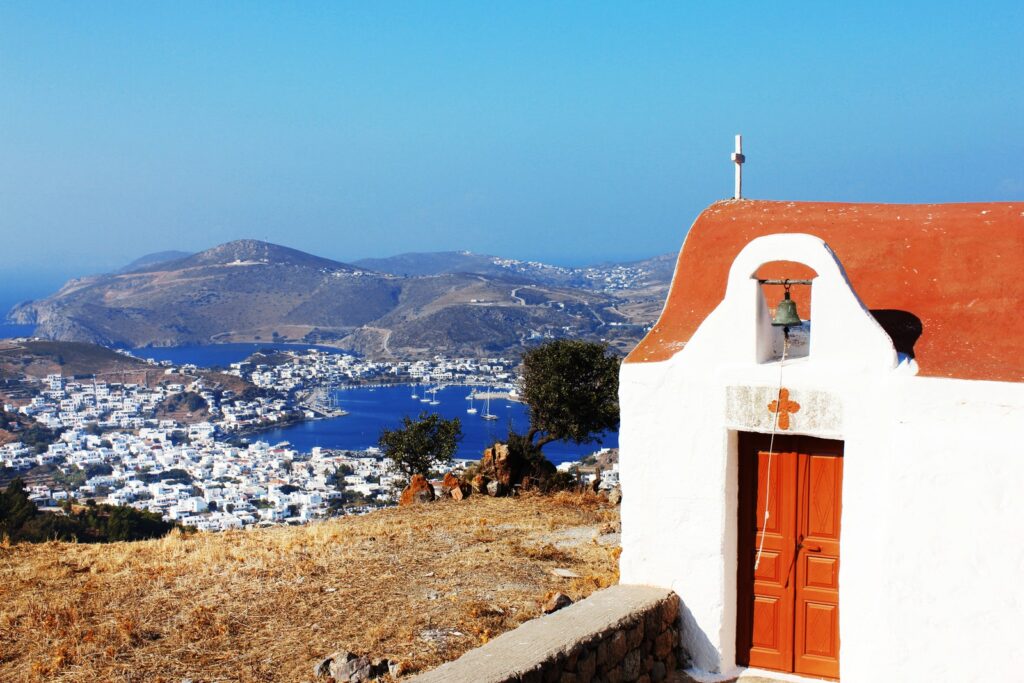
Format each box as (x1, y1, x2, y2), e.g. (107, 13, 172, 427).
(0, 492, 620, 682)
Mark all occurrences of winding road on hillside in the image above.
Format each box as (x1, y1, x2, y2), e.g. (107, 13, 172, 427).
(361, 326, 393, 355)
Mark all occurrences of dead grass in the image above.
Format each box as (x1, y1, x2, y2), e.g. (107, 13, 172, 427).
(0, 492, 619, 682)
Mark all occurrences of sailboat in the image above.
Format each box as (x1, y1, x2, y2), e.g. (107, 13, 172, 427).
(428, 386, 440, 406)
(410, 384, 418, 399)
(466, 394, 478, 415)
(482, 389, 498, 420)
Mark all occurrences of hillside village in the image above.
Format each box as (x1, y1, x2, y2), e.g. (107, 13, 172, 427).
(237, 348, 516, 393)
(0, 347, 574, 532)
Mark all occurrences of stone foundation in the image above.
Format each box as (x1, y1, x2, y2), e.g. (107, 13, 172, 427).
(409, 584, 680, 683)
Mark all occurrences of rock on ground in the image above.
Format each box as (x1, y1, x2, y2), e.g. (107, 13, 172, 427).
(542, 591, 574, 614)
(399, 474, 436, 506)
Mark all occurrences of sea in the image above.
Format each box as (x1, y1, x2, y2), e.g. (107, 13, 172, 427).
(135, 344, 617, 465)
(262, 384, 615, 465)
(0, 323, 36, 339)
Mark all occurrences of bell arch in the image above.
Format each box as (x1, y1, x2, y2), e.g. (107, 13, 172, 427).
(676, 233, 898, 376)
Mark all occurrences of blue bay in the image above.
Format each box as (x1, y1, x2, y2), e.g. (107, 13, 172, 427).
(260, 384, 617, 465)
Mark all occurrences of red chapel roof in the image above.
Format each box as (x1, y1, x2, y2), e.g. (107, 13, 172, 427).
(626, 200, 1024, 383)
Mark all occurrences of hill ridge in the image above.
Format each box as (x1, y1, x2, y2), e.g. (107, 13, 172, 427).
(6, 241, 672, 359)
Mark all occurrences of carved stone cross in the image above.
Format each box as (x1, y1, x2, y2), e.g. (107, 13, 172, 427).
(768, 387, 800, 430)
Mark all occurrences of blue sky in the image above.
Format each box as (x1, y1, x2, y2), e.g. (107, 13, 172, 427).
(1, 1, 1021, 289)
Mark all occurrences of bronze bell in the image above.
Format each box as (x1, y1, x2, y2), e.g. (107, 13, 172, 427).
(771, 289, 802, 327)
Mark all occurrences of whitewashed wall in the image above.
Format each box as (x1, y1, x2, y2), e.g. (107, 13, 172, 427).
(619, 234, 1024, 681)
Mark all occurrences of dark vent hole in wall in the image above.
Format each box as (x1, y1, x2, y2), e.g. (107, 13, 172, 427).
(869, 310, 923, 359)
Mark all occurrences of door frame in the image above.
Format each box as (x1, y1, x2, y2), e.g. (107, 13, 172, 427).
(735, 431, 844, 679)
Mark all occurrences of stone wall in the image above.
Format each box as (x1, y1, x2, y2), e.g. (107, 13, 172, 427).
(409, 585, 680, 683)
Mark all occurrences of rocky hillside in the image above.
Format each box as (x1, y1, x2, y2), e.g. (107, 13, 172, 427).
(0, 339, 253, 398)
(354, 250, 676, 293)
(116, 250, 192, 273)
(9, 241, 673, 358)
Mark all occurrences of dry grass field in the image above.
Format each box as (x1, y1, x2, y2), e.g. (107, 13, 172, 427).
(0, 493, 620, 682)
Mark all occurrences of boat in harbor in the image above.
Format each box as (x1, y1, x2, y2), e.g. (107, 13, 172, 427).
(467, 395, 478, 415)
(482, 389, 498, 420)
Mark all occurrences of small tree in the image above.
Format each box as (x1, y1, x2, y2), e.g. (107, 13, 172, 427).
(378, 411, 462, 480)
(521, 339, 620, 450)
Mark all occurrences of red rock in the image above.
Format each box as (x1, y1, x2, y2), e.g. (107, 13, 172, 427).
(440, 472, 470, 500)
(399, 474, 435, 506)
(471, 473, 490, 494)
(480, 442, 514, 487)
(542, 592, 573, 614)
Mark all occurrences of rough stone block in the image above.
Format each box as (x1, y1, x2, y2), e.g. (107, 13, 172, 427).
(596, 640, 609, 666)
(577, 651, 596, 683)
(650, 662, 666, 683)
(521, 668, 544, 683)
(609, 631, 628, 664)
(660, 599, 679, 627)
(622, 650, 641, 682)
(626, 624, 644, 650)
(654, 630, 673, 659)
(545, 665, 563, 683)
(560, 674, 578, 683)
(644, 608, 661, 636)
(605, 665, 623, 683)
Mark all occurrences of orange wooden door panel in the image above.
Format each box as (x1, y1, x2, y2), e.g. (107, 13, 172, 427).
(737, 434, 797, 671)
(794, 450, 843, 679)
(749, 448, 797, 671)
(737, 434, 843, 680)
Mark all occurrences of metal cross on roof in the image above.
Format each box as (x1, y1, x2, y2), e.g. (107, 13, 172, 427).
(731, 134, 745, 199)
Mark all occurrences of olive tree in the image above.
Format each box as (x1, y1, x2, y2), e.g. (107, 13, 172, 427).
(520, 339, 620, 451)
(378, 411, 462, 479)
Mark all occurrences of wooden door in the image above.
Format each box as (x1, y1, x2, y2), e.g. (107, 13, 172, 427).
(737, 434, 843, 679)
(793, 449, 843, 678)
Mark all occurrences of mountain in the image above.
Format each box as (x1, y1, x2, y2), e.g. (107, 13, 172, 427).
(117, 250, 193, 273)
(136, 240, 355, 272)
(355, 250, 677, 292)
(352, 251, 502, 277)
(7, 241, 672, 358)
